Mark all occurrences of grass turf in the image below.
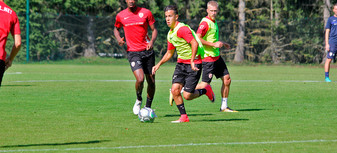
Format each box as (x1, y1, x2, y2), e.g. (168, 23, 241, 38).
(0, 62, 336, 152)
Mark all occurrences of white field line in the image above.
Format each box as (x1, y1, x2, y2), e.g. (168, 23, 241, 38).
(5, 72, 22, 75)
(7, 79, 330, 83)
(0, 139, 336, 152)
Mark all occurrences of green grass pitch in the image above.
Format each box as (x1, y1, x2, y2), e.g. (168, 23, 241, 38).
(0, 62, 336, 152)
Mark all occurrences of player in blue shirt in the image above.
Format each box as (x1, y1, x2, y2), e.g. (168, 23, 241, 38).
(324, 4, 337, 82)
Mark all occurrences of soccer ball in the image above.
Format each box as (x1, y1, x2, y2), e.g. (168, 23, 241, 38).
(138, 107, 157, 123)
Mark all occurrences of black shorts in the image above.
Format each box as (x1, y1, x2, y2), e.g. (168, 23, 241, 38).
(127, 50, 155, 74)
(0, 60, 5, 87)
(172, 63, 202, 93)
(201, 57, 229, 83)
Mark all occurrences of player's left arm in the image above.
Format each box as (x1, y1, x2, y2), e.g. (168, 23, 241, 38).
(6, 34, 21, 70)
(147, 24, 158, 50)
(189, 38, 199, 72)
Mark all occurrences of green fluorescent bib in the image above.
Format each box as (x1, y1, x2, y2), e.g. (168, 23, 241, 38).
(167, 22, 204, 60)
(200, 17, 219, 57)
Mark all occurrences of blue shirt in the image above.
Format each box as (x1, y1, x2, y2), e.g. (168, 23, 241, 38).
(326, 16, 337, 43)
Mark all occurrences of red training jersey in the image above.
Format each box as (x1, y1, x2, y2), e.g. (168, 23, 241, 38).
(115, 7, 155, 52)
(0, 1, 20, 61)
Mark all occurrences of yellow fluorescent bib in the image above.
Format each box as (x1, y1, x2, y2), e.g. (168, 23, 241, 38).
(167, 22, 204, 59)
(200, 17, 219, 57)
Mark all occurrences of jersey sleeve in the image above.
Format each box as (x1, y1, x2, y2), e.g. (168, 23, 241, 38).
(147, 10, 155, 26)
(196, 21, 209, 37)
(167, 40, 175, 50)
(10, 15, 21, 35)
(177, 26, 194, 43)
(114, 14, 122, 29)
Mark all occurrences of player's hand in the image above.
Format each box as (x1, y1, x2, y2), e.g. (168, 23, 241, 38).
(118, 37, 125, 46)
(213, 41, 224, 48)
(147, 41, 154, 50)
(190, 61, 199, 72)
(326, 44, 330, 51)
(152, 64, 160, 75)
(5, 58, 13, 71)
(222, 41, 231, 49)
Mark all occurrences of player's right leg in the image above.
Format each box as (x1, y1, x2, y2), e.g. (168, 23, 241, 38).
(325, 58, 332, 82)
(171, 64, 189, 123)
(325, 44, 337, 82)
(127, 51, 145, 115)
(132, 69, 145, 115)
(171, 83, 189, 123)
(0, 60, 5, 87)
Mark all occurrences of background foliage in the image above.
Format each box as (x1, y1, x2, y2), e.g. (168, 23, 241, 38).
(4, 0, 337, 63)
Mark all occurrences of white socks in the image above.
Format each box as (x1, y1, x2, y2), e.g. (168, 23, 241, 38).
(221, 98, 228, 110)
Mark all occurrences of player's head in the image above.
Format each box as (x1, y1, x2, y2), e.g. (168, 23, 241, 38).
(207, 1, 219, 20)
(164, 5, 179, 29)
(126, 0, 137, 9)
(333, 4, 337, 16)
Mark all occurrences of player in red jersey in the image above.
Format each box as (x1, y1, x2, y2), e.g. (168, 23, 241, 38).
(114, 0, 158, 115)
(0, 0, 21, 87)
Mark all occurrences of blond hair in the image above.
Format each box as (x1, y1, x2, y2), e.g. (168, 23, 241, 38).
(207, 1, 218, 8)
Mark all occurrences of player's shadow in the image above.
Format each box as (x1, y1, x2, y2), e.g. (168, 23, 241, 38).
(236, 109, 265, 112)
(164, 113, 213, 117)
(198, 118, 249, 122)
(0, 140, 110, 148)
(2, 85, 32, 87)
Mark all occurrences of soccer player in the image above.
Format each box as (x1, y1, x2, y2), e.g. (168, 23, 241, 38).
(324, 3, 337, 82)
(152, 5, 215, 123)
(114, 0, 158, 115)
(0, 0, 21, 87)
(195, 1, 237, 112)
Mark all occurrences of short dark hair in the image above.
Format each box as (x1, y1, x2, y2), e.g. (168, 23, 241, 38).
(164, 5, 178, 14)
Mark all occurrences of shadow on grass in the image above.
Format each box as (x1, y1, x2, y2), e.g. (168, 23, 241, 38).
(198, 118, 249, 122)
(0, 140, 110, 148)
(164, 113, 213, 117)
(236, 109, 265, 112)
(2, 85, 32, 87)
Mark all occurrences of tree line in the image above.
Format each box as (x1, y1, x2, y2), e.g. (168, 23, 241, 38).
(4, 0, 337, 63)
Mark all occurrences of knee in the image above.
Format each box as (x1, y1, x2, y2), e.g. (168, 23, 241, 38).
(224, 77, 231, 86)
(183, 92, 193, 100)
(136, 77, 144, 84)
(171, 88, 181, 96)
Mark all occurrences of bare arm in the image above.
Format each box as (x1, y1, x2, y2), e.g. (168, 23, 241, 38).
(5, 34, 21, 70)
(326, 29, 330, 51)
(197, 33, 216, 47)
(113, 27, 125, 46)
(196, 33, 230, 49)
(147, 24, 158, 50)
(189, 38, 199, 71)
(152, 49, 175, 75)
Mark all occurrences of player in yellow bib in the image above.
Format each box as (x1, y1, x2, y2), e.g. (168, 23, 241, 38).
(196, 1, 237, 112)
(152, 5, 215, 123)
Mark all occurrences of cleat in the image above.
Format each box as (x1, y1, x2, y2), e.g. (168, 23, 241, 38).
(169, 89, 174, 106)
(205, 84, 215, 102)
(133, 99, 142, 115)
(325, 77, 332, 82)
(171, 115, 189, 123)
(220, 107, 238, 112)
